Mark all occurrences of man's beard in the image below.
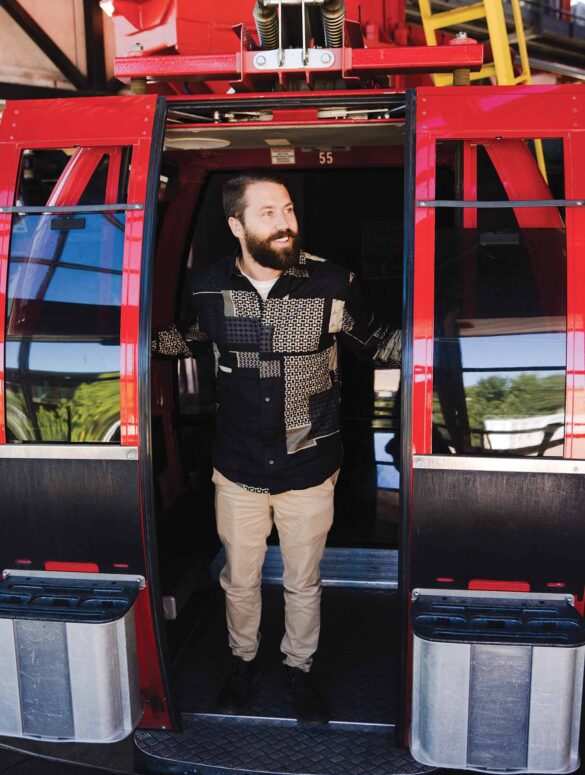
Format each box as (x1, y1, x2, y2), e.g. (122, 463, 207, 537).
(243, 228, 301, 270)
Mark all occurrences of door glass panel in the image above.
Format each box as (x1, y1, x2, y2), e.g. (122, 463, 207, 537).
(432, 139, 567, 457)
(432, 141, 566, 457)
(5, 213, 125, 443)
(17, 148, 132, 206)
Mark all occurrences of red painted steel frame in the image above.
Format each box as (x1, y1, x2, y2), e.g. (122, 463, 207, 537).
(412, 85, 585, 461)
(115, 43, 483, 83)
(0, 95, 171, 729)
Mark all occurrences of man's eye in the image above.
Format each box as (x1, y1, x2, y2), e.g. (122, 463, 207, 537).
(262, 211, 273, 217)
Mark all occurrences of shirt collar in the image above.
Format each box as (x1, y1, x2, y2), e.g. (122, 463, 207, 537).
(230, 250, 309, 280)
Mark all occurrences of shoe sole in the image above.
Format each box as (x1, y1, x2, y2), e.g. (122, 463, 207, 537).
(284, 691, 329, 726)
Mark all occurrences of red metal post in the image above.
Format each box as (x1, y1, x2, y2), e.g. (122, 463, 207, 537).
(0, 144, 21, 446)
(462, 140, 477, 229)
(564, 131, 585, 459)
(412, 116, 435, 456)
(47, 147, 105, 206)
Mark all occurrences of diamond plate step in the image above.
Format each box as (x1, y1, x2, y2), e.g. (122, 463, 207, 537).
(135, 713, 435, 775)
(211, 546, 398, 589)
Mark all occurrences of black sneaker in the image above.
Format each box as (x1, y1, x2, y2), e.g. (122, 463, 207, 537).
(285, 666, 329, 725)
(218, 656, 260, 714)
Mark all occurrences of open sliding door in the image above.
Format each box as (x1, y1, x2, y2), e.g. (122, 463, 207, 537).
(403, 85, 585, 772)
(0, 95, 174, 739)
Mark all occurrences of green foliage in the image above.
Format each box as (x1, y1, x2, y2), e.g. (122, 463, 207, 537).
(7, 375, 120, 443)
(465, 373, 565, 430)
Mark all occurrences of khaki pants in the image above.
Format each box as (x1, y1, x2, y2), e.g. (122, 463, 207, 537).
(212, 468, 338, 671)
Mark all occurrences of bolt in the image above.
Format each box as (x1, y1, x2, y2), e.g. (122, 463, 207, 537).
(321, 52, 333, 64)
(255, 54, 267, 67)
(131, 42, 144, 52)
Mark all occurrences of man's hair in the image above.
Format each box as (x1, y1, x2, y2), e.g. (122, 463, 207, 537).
(222, 171, 288, 222)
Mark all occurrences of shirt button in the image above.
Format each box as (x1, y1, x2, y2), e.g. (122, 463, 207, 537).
(264, 397, 271, 403)
(269, 460, 274, 465)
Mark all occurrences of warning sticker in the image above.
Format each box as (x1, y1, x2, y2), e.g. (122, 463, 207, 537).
(270, 148, 296, 165)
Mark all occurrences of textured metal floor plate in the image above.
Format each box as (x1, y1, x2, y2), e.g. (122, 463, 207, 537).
(135, 713, 434, 775)
(211, 546, 398, 589)
(174, 586, 398, 724)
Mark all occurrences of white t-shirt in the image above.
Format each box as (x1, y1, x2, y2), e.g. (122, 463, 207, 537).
(241, 270, 279, 301)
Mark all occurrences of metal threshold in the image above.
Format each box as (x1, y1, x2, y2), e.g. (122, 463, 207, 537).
(134, 713, 434, 775)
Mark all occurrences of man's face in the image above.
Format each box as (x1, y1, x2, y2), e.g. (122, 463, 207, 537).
(233, 182, 300, 270)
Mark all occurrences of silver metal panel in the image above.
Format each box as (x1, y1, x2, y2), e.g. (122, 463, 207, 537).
(0, 445, 138, 460)
(67, 621, 123, 741)
(3, 570, 146, 588)
(410, 636, 470, 767)
(66, 608, 141, 743)
(413, 455, 585, 475)
(411, 621, 585, 773)
(118, 610, 142, 733)
(0, 605, 141, 742)
(15, 620, 74, 739)
(467, 644, 531, 770)
(253, 48, 335, 70)
(0, 619, 22, 736)
(527, 645, 584, 773)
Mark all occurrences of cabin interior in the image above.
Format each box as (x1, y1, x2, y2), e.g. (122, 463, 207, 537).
(151, 113, 408, 733)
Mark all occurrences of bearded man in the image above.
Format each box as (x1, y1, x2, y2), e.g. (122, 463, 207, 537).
(152, 172, 400, 725)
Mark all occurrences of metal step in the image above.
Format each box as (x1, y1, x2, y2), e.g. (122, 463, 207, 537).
(135, 713, 434, 775)
(211, 546, 398, 589)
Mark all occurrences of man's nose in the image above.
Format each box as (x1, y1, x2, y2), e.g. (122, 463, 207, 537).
(277, 210, 295, 231)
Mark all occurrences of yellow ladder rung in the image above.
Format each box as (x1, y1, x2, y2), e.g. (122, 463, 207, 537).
(424, 2, 488, 31)
(473, 64, 497, 79)
(420, 0, 546, 187)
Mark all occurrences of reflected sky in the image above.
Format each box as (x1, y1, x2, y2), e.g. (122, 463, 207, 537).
(375, 432, 400, 490)
(5, 341, 120, 375)
(10, 213, 124, 271)
(458, 333, 565, 375)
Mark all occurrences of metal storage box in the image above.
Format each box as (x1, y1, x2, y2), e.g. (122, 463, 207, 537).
(0, 571, 142, 743)
(410, 589, 585, 774)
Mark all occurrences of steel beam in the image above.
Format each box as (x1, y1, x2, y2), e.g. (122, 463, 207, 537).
(0, 0, 91, 91)
(83, 0, 107, 91)
(114, 44, 484, 82)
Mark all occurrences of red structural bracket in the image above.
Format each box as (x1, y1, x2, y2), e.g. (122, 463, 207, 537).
(344, 45, 483, 75)
(114, 43, 483, 83)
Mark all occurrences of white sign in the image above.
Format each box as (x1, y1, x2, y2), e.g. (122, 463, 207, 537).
(270, 148, 296, 165)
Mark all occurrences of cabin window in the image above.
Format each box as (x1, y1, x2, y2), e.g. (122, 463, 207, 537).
(5, 213, 125, 443)
(432, 141, 566, 457)
(4, 146, 132, 443)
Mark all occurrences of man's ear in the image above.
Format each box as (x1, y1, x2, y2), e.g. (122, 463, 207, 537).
(228, 216, 244, 240)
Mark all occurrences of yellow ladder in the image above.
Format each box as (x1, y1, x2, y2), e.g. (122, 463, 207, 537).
(418, 0, 547, 180)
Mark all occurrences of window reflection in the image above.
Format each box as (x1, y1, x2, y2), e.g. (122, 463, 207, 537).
(5, 214, 124, 443)
(433, 228, 566, 457)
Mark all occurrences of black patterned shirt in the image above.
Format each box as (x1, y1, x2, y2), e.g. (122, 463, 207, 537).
(152, 250, 400, 494)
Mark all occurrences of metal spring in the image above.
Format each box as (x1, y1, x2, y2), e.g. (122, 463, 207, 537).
(321, 0, 345, 47)
(253, 1, 280, 50)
